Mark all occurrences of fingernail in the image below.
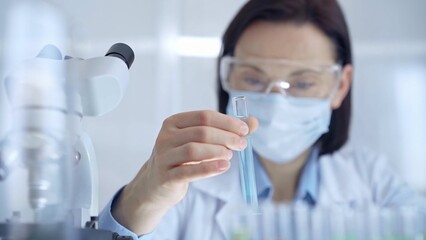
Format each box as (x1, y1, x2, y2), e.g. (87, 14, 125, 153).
(217, 161, 229, 171)
(227, 150, 233, 159)
(240, 123, 249, 135)
(239, 138, 247, 149)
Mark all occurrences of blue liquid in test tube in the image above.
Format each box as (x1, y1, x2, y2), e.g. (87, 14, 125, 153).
(232, 96, 259, 209)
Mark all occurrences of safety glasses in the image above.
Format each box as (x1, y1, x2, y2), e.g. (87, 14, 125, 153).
(220, 56, 342, 100)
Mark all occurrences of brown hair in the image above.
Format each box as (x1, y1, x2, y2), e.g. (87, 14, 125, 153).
(217, 0, 352, 155)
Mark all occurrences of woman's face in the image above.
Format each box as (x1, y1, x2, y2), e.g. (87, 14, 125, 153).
(233, 21, 352, 109)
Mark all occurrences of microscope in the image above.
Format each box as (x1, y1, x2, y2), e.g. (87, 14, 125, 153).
(0, 1, 139, 238)
(0, 41, 135, 239)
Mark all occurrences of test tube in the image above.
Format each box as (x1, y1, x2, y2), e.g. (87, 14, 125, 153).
(232, 96, 259, 210)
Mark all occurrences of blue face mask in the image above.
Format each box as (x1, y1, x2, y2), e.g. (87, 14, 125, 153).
(226, 90, 331, 163)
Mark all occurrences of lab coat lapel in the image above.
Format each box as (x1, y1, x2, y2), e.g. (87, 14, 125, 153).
(192, 155, 242, 239)
(215, 200, 239, 239)
(317, 147, 371, 206)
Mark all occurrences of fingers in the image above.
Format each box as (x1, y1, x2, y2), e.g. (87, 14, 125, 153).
(164, 142, 234, 166)
(168, 159, 230, 183)
(166, 110, 249, 136)
(154, 111, 258, 180)
(170, 126, 247, 151)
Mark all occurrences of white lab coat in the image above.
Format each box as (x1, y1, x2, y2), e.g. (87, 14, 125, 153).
(102, 145, 426, 239)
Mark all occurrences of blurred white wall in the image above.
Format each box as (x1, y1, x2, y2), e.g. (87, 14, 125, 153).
(1, 0, 425, 209)
(340, 0, 426, 194)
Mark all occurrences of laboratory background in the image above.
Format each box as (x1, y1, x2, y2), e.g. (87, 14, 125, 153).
(0, 0, 425, 209)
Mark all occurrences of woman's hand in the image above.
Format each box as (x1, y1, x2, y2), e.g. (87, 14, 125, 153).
(112, 110, 258, 235)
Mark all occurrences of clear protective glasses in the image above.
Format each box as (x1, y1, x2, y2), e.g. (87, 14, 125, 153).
(220, 56, 342, 100)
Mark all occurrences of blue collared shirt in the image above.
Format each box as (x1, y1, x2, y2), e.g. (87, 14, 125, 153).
(254, 146, 320, 205)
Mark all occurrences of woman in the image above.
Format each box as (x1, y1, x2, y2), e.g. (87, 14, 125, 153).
(99, 0, 426, 239)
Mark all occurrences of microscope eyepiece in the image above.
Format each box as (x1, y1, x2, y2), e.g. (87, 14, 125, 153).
(37, 45, 63, 60)
(105, 43, 135, 69)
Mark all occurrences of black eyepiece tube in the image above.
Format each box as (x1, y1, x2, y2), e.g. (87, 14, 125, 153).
(105, 43, 135, 69)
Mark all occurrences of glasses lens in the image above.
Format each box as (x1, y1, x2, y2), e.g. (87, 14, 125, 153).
(221, 57, 340, 99)
(229, 64, 269, 92)
(285, 70, 338, 99)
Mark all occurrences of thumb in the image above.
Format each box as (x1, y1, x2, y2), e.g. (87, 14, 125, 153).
(247, 116, 259, 134)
